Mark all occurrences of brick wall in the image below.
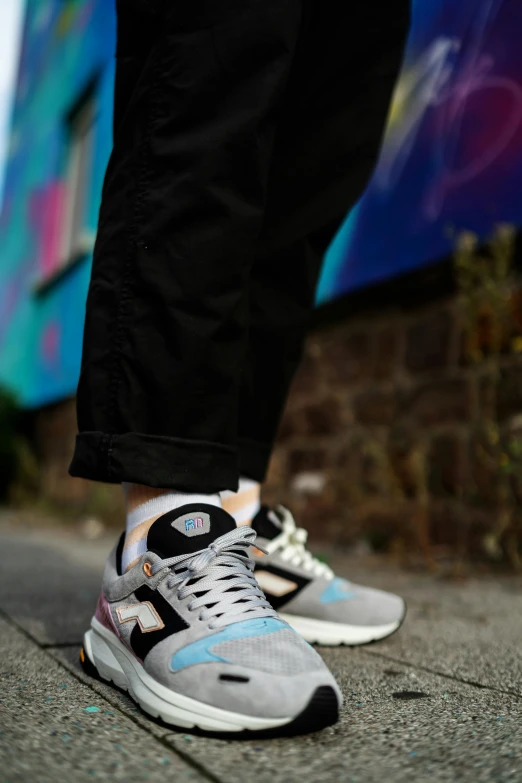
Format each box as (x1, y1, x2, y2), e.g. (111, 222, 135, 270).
(263, 289, 522, 568)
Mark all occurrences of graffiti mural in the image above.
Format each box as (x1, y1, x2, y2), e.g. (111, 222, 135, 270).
(0, 0, 115, 407)
(2, 0, 521, 406)
(317, 0, 522, 303)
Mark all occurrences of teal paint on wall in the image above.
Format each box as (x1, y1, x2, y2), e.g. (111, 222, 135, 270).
(0, 0, 116, 407)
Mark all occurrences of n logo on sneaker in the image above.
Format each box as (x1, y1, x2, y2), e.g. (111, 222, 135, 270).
(128, 585, 189, 660)
(172, 511, 211, 537)
(255, 570, 298, 598)
(116, 602, 165, 633)
(253, 563, 311, 609)
(185, 517, 204, 532)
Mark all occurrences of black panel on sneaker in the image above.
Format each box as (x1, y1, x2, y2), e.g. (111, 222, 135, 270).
(146, 503, 237, 558)
(254, 562, 311, 610)
(251, 505, 283, 541)
(130, 584, 189, 660)
(115, 531, 125, 576)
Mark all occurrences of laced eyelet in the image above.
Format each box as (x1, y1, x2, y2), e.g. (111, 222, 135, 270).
(143, 562, 153, 578)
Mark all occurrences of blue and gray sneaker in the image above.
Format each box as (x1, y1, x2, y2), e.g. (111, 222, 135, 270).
(81, 504, 341, 734)
(251, 506, 406, 646)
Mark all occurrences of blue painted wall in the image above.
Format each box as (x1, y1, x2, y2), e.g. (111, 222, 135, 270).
(318, 0, 522, 303)
(0, 0, 115, 408)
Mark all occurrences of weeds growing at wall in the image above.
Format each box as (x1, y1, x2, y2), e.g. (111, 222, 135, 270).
(456, 224, 522, 568)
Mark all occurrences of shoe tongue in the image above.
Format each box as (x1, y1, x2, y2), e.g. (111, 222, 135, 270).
(251, 505, 283, 541)
(146, 504, 236, 558)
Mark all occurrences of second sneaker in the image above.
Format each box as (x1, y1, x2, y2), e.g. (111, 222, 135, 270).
(251, 505, 406, 646)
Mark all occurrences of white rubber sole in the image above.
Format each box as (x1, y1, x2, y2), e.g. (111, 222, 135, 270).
(83, 618, 294, 733)
(279, 613, 402, 646)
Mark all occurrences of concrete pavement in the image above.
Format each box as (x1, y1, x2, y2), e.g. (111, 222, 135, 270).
(1, 512, 522, 782)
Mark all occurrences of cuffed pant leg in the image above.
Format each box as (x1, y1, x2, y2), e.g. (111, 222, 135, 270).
(70, 431, 237, 493)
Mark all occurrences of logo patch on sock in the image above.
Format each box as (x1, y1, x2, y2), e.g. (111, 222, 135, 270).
(172, 511, 211, 537)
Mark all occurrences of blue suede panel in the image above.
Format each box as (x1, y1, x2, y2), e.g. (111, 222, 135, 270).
(170, 617, 289, 672)
(320, 578, 357, 604)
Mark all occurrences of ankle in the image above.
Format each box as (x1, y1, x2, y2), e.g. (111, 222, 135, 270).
(221, 477, 261, 527)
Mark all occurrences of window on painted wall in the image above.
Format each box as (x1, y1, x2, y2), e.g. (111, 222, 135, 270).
(34, 84, 99, 292)
(61, 94, 96, 265)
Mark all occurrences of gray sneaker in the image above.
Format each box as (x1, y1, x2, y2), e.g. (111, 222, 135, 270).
(80, 504, 342, 734)
(251, 506, 406, 646)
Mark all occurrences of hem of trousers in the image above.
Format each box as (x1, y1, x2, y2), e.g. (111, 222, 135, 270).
(237, 437, 272, 483)
(69, 431, 239, 493)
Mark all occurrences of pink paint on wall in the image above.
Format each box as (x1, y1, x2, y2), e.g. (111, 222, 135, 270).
(41, 320, 60, 366)
(29, 180, 66, 279)
(77, 1, 95, 31)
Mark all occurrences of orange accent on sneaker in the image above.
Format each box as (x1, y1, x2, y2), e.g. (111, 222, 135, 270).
(80, 647, 85, 663)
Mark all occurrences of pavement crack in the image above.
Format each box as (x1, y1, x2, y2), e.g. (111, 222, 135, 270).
(361, 647, 522, 700)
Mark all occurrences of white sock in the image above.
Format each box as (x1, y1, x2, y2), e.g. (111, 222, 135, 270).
(221, 477, 261, 527)
(122, 483, 222, 572)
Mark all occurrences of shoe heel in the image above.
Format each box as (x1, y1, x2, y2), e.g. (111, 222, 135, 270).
(82, 628, 128, 691)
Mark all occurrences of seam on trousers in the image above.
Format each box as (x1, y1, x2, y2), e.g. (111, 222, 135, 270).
(107, 434, 114, 480)
(100, 433, 111, 480)
(106, 32, 167, 436)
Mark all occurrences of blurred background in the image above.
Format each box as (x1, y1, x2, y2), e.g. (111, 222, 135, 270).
(1, 0, 522, 570)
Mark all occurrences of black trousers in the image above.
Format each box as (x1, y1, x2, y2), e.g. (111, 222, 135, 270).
(69, 0, 410, 493)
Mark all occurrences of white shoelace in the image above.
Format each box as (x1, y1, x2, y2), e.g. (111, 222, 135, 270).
(150, 526, 278, 630)
(263, 506, 334, 580)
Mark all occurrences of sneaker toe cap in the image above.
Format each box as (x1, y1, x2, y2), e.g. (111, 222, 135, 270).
(168, 663, 342, 721)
